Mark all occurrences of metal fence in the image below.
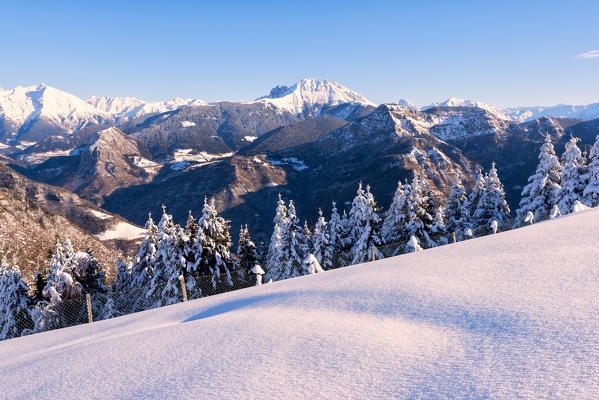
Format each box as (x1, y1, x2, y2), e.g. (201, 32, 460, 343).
(0, 211, 552, 342)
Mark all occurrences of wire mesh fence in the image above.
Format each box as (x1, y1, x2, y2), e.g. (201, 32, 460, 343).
(0, 210, 555, 342)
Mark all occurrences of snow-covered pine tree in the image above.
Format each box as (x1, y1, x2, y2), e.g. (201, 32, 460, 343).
(517, 134, 562, 222)
(556, 137, 587, 214)
(196, 197, 236, 288)
(403, 176, 436, 247)
(265, 194, 288, 278)
(115, 258, 132, 291)
(31, 269, 47, 304)
(327, 202, 343, 255)
(237, 225, 258, 274)
(146, 205, 182, 305)
(0, 263, 33, 339)
(583, 134, 599, 207)
(312, 209, 331, 269)
(469, 170, 486, 221)
(431, 207, 447, 244)
(302, 221, 313, 254)
(348, 182, 368, 250)
(44, 237, 65, 294)
(339, 209, 352, 252)
(130, 213, 158, 290)
(444, 178, 472, 240)
(473, 163, 510, 230)
(77, 248, 108, 295)
(382, 180, 409, 244)
(405, 236, 423, 253)
(352, 185, 383, 264)
(285, 200, 310, 275)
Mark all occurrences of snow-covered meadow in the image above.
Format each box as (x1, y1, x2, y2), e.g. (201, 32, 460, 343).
(1, 208, 598, 399)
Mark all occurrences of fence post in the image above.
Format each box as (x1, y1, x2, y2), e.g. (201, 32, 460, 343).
(86, 293, 93, 323)
(452, 232, 456, 243)
(371, 246, 376, 262)
(179, 275, 188, 302)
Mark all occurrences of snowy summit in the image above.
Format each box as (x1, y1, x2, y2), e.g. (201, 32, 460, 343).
(255, 78, 376, 116)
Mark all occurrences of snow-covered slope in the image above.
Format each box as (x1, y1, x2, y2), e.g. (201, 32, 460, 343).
(255, 78, 376, 116)
(2, 208, 598, 398)
(0, 84, 111, 142)
(87, 96, 208, 123)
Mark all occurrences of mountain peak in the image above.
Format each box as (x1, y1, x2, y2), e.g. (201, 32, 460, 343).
(256, 78, 375, 116)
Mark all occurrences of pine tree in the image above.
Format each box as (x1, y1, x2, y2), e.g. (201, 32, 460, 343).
(352, 185, 383, 264)
(77, 248, 108, 295)
(0, 263, 33, 339)
(444, 178, 472, 239)
(557, 137, 587, 214)
(237, 225, 258, 274)
(130, 213, 158, 289)
(147, 205, 184, 305)
(31, 269, 48, 304)
(115, 258, 132, 291)
(431, 207, 447, 241)
(583, 134, 599, 207)
(382, 181, 409, 244)
(469, 170, 486, 221)
(403, 176, 436, 247)
(348, 182, 369, 250)
(473, 163, 510, 230)
(265, 194, 288, 278)
(312, 209, 331, 269)
(327, 202, 343, 255)
(517, 135, 562, 222)
(339, 209, 352, 252)
(302, 221, 313, 254)
(196, 197, 236, 288)
(44, 237, 65, 295)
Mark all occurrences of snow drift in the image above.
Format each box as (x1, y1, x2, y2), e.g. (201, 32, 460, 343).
(1, 208, 598, 399)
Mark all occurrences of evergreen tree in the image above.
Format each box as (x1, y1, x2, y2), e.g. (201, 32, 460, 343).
(469, 170, 486, 221)
(348, 182, 369, 250)
(237, 225, 258, 274)
(302, 221, 313, 253)
(147, 205, 185, 305)
(265, 194, 288, 276)
(403, 176, 436, 247)
(352, 185, 383, 264)
(583, 134, 599, 207)
(31, 269, 47, 304)
(0, 263, 33, 339)
(265, 199, 309, 281)
(327, 202, 343, 255)
(444, 178, 472, 239)
(77, 248, 108, 295)
(115, 258, 132, 291)
(431, 207, 447, 239)
(44, 237, 65, 294)
(130, 213, 158, 289)
(339, 209, 352, 252)
(517, 135, 562, 222)
(473, 163, 510, 230)
(557, 137, 587, 214)
(312, 209, 331, 269)
(382, 181, 409, 244)
(196, 197, 236, 288)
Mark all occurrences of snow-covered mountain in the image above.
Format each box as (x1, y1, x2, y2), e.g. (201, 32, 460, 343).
(0, 84, 112, 143)
(508, 102, 599, 121)
(87, 96, 208, 123)
(424, 97, 516, 121)
(2, 208, 598, 398)
(255, 78, 376, 117)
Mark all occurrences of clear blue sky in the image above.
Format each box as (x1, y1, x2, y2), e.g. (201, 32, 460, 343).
(1, 0, 598, 107)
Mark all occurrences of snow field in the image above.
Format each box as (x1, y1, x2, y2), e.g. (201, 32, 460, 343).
(1, 209, 598, 398)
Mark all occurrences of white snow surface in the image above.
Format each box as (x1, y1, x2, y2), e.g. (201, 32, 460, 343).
(94, 222, 146, 241)
(2, 210, 599, 398)
(0, 84, 110, 132)
(255, 78, 375, 116)
(87, 96, 207, 123)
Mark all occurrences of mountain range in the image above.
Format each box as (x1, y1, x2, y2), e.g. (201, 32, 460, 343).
(0, 78, 598, 269)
